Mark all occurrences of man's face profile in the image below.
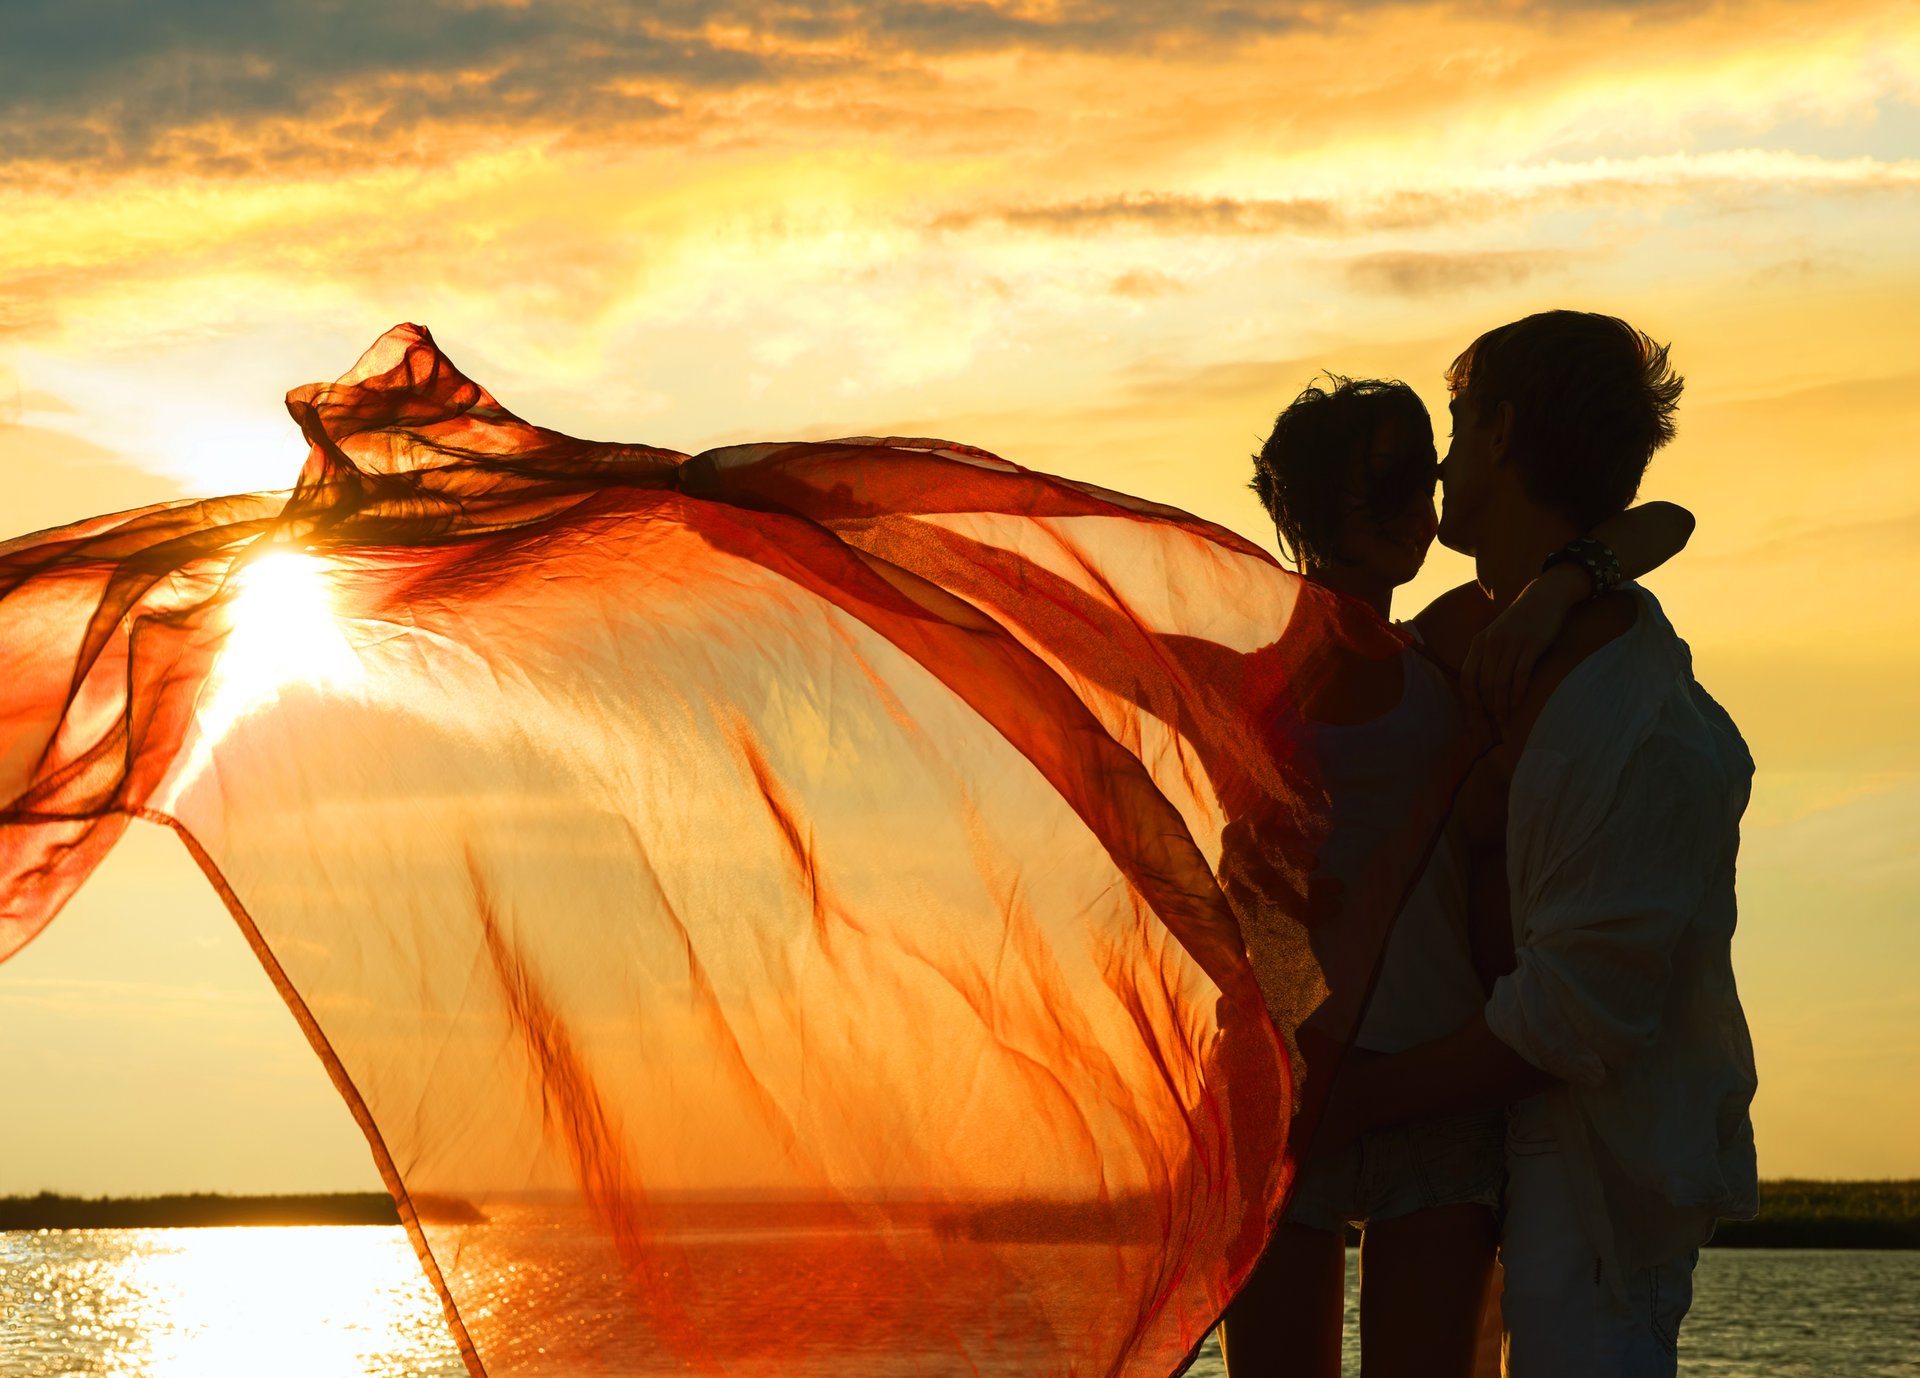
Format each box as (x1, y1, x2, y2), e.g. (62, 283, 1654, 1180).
(1437, 394, 1498, 556)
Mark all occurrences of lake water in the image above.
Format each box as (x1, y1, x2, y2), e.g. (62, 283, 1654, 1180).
(3, 1227, 1915, 1376)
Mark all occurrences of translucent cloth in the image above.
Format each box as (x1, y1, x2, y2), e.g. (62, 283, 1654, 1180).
(0, 326, 1468, 1377)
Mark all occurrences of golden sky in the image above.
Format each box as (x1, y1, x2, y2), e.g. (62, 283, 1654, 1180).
(3, 0, 1917, 1191)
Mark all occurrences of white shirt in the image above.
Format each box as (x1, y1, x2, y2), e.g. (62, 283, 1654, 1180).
(1486, 586, 1758, 1277)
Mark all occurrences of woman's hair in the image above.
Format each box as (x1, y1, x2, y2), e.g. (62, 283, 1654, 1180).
(1250, 374, 1435, 570)
(1446, 310, 1683, 530)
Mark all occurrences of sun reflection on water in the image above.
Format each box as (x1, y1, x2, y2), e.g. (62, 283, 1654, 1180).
(0, 1227, 464, 1378)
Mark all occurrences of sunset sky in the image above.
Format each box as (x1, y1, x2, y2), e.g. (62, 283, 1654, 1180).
(2, 0, 1916, 1193)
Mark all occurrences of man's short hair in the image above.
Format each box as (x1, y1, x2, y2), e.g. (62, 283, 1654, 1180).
(1446, 310, 1683, 530)
(1250, 374, 1434, 570)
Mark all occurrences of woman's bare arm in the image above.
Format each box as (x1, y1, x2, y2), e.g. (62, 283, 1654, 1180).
(1593, 499, 1697, 584)
(1463, 500, 1695, 721)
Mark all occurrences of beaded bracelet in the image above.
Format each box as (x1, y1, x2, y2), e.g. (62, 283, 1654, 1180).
(1541, 536, 1622, 595)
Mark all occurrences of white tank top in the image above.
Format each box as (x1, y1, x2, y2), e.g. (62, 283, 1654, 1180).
(1305, 637, 1485, 1054)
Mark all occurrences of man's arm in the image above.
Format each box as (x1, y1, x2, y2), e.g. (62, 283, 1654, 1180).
(1317, 1013, 1557, 1151)
(1483, 735, 1727, 1088)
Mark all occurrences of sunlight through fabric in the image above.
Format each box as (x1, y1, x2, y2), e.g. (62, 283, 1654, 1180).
(197, 551, 362, 743)
(0, 326, 1470, 1377)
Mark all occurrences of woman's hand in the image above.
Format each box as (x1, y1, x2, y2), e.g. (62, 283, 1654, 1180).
(1461, 561, 1591, 726)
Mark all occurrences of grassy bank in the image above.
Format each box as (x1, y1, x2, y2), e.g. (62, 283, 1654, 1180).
(1297, 1174, 1912, 1251)
(1321, 1179, 1917, 1250)
(1707, 1179, 1920, 1249)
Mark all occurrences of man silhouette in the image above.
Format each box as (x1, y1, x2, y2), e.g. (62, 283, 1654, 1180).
(1322, 310, 1758, 1376)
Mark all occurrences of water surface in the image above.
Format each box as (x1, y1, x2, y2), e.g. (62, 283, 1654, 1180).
(4, 1227, 1914, 1376)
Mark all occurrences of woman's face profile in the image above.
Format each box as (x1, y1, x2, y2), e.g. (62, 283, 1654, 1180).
(1330, 420, 1439, 590)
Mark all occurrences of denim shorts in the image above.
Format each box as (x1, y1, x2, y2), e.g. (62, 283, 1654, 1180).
(1501, 1095, 1697, 1377)
(1283, 1109, 1506, 1233)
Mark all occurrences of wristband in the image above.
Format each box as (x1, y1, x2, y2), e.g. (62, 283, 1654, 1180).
(1541, 536, 1622, 595)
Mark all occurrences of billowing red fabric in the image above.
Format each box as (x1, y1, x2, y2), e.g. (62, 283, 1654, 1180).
(0, 326, 1467, 1376)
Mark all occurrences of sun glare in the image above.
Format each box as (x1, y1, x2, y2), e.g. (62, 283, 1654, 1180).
(57, 1226, 463, 1378)
(197, 551, 362, 741)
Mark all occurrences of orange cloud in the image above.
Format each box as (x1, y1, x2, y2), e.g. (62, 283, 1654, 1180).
(3, 0, 1909, 185)
(1344, 249, 1562, 298)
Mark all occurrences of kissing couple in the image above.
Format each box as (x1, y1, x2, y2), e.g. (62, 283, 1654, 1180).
(1222, 310, 1758, 1378)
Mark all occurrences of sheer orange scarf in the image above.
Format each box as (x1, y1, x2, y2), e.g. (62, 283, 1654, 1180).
(0, 326, 1466, 1377)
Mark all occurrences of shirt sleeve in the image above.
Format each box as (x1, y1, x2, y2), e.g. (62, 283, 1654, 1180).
(1485, 731, 1727, 1086)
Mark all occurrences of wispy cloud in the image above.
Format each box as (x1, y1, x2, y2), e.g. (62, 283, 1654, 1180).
(936, 192, 1361, 236)
(936, 152, 1920, 241)
(1107, 268, 1187, 299)
(1344, 249, 1561, 298)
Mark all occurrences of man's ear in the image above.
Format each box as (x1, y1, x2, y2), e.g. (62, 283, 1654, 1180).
(1489, 400, 1515, 466)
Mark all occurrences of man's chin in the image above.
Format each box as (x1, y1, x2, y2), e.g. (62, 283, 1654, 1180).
(1436, 525, 1475, 556)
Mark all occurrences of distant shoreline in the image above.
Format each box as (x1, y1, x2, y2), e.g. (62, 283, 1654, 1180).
(5, 1182, 1916, 1248)
(0, 1191, 483, 1231)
